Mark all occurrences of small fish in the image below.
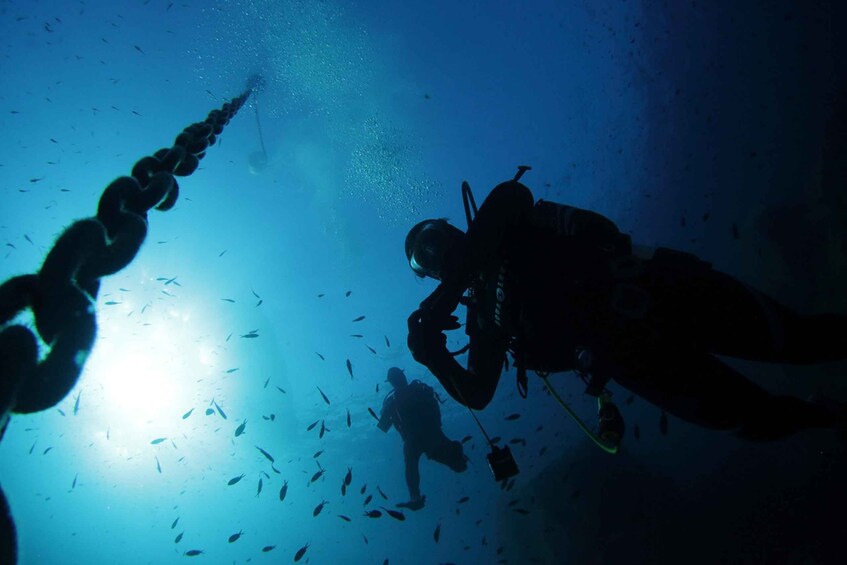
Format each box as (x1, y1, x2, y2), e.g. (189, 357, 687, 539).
(352, 315, 365, 322)
(377, 486, 387, 499)
(317, 386, 331, 405)
(317, 293, 325, 298)
(218, 249, 227, 257)
(368, 408, 379, 421)
(461, 435, 472, 443)
(313, 500, 328, 516)
(294, 543, 310, 562)
(182, 408, 194, 420)
(345, 290, 352, 297)
(256, 446, 275, 463)
(361, 484, 367, 494)
(225, 368, 239, 374)
(227, 473, 245, 486)
(150, 438, 166, 445)
(264, 377, 270, 388)
(315, 352, 325, 361)
(346, 409, 351, 428)
(228, 530, 243, 543)
(311, 469, 325, 483)
(307, 420, 319, 432)
(174, 532, 183, 544)
(172, 517, 179, 529)
(314, 450, 324, 459)
(279, 480, 288, 501)
(434, 523, 441, 543)
(225, 333, 232, 342)
(341, 483, 347, 496)
(220, 298, 235, 303)
(346, 359, 354, 379)
(57, 409, 65, 416)
(660, 411, 668, 435)
(212, 400, 227, 419)
(256, 478, 263, 497)
(505, 413, 521, 421)
(364, 494, 373, 505)
(319, 420, 327, 439)
(338, 514, 351, 522)
(385, 336, 390, 347)
(344, 468, 352, 486)
(363, 535, 368, 544)
(364, 509, 382, 518)
(240, 332, 259, 339)
(366, 345, 377, 355)
(382, 507, 405, 521)
(155, 456, 162, 474)
(235, 419, 247, 437)
(71, 474, 78, 489)
(350, 334, 363, 338)
(262, 545, 276, 552)
(276, 386, 287, 394)
(134, 44, 144, 54)
(252, 290, 261, 299)
(205, 408, 215, 416)
(184, 549, 203, 557)
(29, 443, 35, 455)
(104, 301, 121, 305)
(73, 392, 81, 415)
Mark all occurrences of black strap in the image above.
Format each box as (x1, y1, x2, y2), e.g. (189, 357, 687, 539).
(517, 364, 528, 399)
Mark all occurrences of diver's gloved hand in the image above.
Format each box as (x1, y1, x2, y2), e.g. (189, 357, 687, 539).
(407, 308, 460, 366)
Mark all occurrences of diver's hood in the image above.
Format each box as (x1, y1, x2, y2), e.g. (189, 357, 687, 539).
(405, 219, 465, 280)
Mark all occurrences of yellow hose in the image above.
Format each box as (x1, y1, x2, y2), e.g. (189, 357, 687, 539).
(540, 375, 619, 454)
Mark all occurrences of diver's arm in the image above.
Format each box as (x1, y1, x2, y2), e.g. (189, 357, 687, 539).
(408, 304, 506, 410)
(425, 344, 503, 410)
(377, 398, 393, 432)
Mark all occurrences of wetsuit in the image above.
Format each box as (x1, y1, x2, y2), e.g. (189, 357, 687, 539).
(409, 180, 844, 440)
(378, 380, 467, 500)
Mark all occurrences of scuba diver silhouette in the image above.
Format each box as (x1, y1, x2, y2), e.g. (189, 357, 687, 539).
(377, 367, 467, 510)
(405, 167, 847, 442)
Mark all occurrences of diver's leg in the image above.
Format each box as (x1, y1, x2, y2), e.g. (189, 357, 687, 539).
(612, 351, 836, 440)
(403, 442, 423, 500)
(424, 431, 468, 473)
(648, 263, 847, 364)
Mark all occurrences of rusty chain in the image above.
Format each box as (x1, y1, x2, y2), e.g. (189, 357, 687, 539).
(0, 74, 264, 437)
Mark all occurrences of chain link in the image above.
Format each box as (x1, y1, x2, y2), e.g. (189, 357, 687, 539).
(0, 75, 263, 437)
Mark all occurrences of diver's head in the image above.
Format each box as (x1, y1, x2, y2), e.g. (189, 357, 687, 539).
(405, 219, 465, 280)
(386, 367, 408, 388)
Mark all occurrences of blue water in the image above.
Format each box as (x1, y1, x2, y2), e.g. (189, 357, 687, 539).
(1, 1, 845, 563)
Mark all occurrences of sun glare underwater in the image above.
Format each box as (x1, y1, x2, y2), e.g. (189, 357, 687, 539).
(1, 1, 847, 564)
